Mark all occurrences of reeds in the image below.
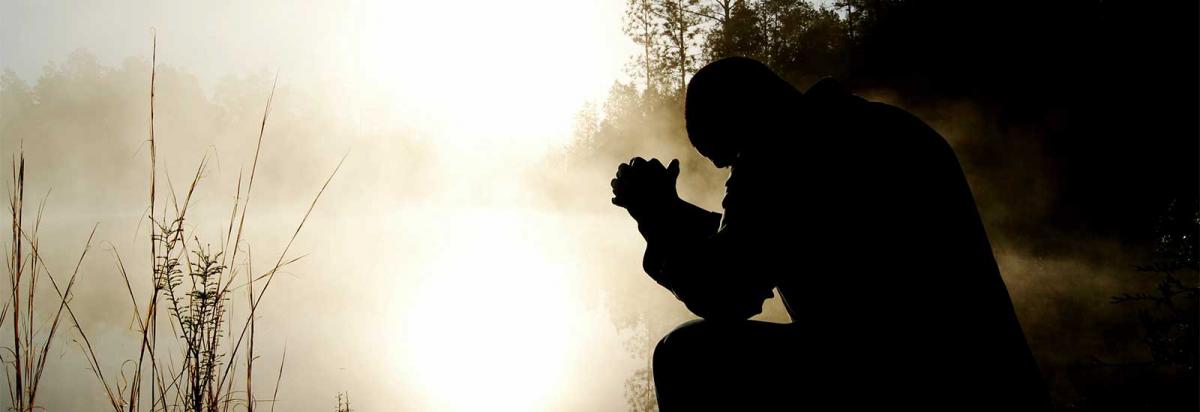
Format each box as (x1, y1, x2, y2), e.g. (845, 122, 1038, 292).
(2, 36, 341, 411)
(2, 153, 102, 411)
(335, 392, 352, 412)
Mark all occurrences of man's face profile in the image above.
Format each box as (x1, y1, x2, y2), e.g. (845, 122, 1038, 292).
(685, 57, 799, 169)
(688, 117, 741, 168)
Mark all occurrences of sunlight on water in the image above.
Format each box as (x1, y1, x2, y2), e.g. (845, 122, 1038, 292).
(0, 0, 647, 409)
(402, 208, 582, 410)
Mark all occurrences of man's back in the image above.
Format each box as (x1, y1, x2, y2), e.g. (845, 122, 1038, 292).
(613, 57, 1050, 410)
(728, 79, 1048, 409)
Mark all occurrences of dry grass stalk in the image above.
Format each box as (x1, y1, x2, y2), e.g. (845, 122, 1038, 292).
(2, 36, 339, 411)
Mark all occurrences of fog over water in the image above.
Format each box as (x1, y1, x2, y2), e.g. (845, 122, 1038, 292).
(0, 0, 1177, 410)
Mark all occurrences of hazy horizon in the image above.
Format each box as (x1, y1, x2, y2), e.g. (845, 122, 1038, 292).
(0, 0, 746, 410)
(1, 0, 1193, 410)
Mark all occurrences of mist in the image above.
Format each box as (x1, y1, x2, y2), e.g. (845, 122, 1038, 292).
(2, 0, 1196, 411)
(0, 0, 650, 408)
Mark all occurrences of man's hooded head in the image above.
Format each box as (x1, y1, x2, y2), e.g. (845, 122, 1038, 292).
(685, 57, 802, 168)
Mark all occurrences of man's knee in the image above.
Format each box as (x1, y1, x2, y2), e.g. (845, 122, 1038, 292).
(655, 319, 796, 371)
(653, 320, 721, 400)
(654, 320, 789, 409)
(653, 319, 733, 369)
(655, 319, 705, 351)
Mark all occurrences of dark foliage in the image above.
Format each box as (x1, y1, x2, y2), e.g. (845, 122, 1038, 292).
(1083, 200, 1198, 411)
(587, 1, 1198, 410)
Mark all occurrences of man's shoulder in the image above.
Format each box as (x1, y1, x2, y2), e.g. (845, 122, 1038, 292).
(865, 101, 955, 159)
(812, 85, 953, 161)
(805, 77, 849, 98)
(805, 78, 927, 130)
(804, 78, 868, 110)
(802, 80, 960, 172)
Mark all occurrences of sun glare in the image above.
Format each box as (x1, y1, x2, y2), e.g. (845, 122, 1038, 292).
(354, 1, 624, 408)
(402, 209, 581, 411)
(358, 0, 626, 151)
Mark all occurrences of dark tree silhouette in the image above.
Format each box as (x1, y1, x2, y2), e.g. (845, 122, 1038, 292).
(1084, 200, 1199, 411)
(574, 0, 1198, 410)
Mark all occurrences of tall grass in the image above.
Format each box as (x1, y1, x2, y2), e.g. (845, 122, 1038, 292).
(335, 392, 352, 412)
(2, 37, 342, 411)
(2, 154, 101, 411)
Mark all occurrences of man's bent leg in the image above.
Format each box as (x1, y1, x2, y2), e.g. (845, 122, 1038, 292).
(653, 319, 799, 411)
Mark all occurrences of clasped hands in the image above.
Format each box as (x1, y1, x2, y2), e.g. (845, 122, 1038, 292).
(611, 157, 681, 219)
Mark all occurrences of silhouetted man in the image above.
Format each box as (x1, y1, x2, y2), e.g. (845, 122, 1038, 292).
(611, 57, 1050, 411)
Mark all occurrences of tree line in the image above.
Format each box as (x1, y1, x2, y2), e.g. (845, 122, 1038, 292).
(563, 1, 1199, 411)
(564, 0, 898, 208)
(621, 0, 861, 104)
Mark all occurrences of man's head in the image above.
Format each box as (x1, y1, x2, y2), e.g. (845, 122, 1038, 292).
(685, 57, 801, 168)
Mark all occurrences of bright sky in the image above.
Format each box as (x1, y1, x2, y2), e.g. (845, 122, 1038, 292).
(0, 0, 831, 410)
(359, 0, 631, 147)
(0, 0, 642, 410)
(0, 0, 634, 151)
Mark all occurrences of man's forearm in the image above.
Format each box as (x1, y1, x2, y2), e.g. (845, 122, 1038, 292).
(630, 198, 721, 289)
(634, 199, 774, 321)
(630, 198, 721, 243)
(639, 215, 771, 320)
